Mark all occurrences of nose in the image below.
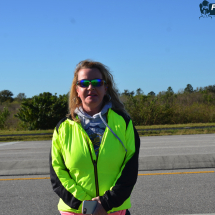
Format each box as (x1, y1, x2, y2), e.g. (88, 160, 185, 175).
(87, 82, 95, 90)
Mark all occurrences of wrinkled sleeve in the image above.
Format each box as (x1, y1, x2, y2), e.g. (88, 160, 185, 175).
(49, 128, 92, 210)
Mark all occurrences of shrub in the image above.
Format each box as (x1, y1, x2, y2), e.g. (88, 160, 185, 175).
(15, 92, 68, 130)
(0, 107, 10, 129)
(122, 90, 215, 125)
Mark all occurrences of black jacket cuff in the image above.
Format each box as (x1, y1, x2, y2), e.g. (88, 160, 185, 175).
(100, 195, 111, 212)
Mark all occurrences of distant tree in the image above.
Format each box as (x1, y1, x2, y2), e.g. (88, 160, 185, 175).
(0, 90, 14, 103)
(136, 88, 144, 96)
(196, 87, 200, 92)
(184, 84, 193, 93)
(15, 92, 68, 130)
(147, 91, 155, 96)
(157, 91, 166, 96)
(122, 89, 129, 96)
(130, 91, 135, 96)
(167, 86, 174, 94)
(204, 85, 215, 93)
(15, 93, 27, 101)
(122, 89, 134, 97)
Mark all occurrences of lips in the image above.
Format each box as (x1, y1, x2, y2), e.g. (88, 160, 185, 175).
(87, 94, 97, 97)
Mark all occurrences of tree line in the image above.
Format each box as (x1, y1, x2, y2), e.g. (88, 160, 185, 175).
(0, 83, 215, 130)
(121, 84, 215, 125)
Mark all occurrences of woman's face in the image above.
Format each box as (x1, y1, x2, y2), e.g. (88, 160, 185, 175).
(76, 68, 107, 115)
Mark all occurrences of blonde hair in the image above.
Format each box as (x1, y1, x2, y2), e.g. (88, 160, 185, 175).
(69, 59, 127, 121)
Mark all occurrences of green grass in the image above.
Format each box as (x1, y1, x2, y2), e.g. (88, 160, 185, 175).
(0, 129, 54, 142)
(0, 129, 53, 135)
(0, 135, 53, 142)
(136, 122, 215, 130)
(137, 127, 215, 136)
(136, 123, 215, 136)
(0, 123, 215, 142)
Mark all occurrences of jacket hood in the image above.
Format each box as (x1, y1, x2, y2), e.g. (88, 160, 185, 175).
(74, 101, 127, 153)
(74, 101, 112, 119)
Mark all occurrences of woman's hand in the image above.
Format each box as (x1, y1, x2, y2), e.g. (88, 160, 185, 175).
(92, 197, 108, 215)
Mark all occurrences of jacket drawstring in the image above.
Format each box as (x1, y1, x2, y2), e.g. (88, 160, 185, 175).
(99, 112, 127, 153)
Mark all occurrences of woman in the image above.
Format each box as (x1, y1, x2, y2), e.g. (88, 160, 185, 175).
(50, 60, 140, 215)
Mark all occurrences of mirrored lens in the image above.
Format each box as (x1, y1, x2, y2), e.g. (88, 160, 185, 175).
(91, 79, 102, 87)
(79, 80, 90, 87)
(77, 79, 105, 87)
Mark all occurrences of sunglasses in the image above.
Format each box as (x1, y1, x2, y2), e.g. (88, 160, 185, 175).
(76, 79, 106, 88)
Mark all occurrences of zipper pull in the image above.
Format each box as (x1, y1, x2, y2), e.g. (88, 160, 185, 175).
(93, 160, 97, 166)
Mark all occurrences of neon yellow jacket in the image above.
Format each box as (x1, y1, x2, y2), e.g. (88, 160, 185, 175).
(49, 108, 140, 214)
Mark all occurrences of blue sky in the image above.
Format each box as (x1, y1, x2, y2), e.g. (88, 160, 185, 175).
(0, 0, 215, 98)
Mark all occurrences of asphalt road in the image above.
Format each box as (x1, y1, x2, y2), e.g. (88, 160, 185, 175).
(0, 140, 50, 175)
(139, 134, 215, 170)
(0, 169, 215, 215)
(0, 134, 215, 214)
(132, 169, 215, 215)
(0, 134, 215, 175)
(139, 134, 215, 156)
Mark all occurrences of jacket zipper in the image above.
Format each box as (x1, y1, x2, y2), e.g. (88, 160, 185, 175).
(93, 159, 99, 196)
(77, 123, 105, 197)
(84, 132, 100, 197)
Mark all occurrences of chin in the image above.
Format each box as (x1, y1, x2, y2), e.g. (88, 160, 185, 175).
(86, 97, 99, 103)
